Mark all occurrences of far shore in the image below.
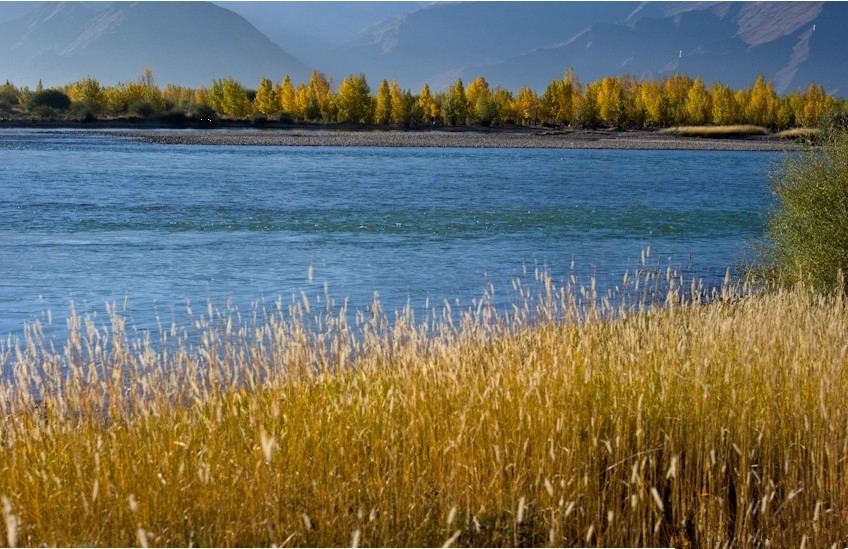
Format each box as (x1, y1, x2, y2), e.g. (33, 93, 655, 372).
(1, 118, 805, 151)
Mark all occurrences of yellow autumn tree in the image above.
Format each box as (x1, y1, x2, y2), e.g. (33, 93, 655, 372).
(442, 77, 468, 126)
(711, 82, 739, 126)
(798, 83, 831, 127)
(294, 70, 335, 122)
(514, 86, 539, 125)
(65, 76, 104, 107)
(418, 84, 439, 123)
(638, 79, 670, 127)
(743, 75, 778, 127)
(492, 87, 516, 124)
(374, 79, 391, 125)
(334, 73, 372, 124)
(685, 76, 712, 125)
(541, 68, 581, 126)
(389, 80, 410, 125)
(307, 70, 336, 122)
(253, 77, 279, 117)
(208, 77, 251, 118)
(162, 84, 193, 110)
(663, 72, 692, 125)
(596, 76, 625, 127)
(465, 76, 495, 125)
(277, 75, 298, 119)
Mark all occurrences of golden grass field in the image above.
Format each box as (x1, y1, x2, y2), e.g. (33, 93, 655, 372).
(0, 272, 846, 547)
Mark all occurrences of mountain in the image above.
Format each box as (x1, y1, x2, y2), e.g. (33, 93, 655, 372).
(471, 2, 842, 95)
(0, 1, 308, 88)
(1, 1, 845, 97)
(219, 1, 844, 96)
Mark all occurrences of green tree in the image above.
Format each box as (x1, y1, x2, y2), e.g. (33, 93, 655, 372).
(28, 89, 71, 110)
(0, 81, 20, 114)
(208, 77, 251, 118)
(575, 82, 601, 129)
(374, 79, 391, 125)
(464, 76, 496, 125)
(162, 84, 194, 111)
(756, 130, 848, 292)
(541, 69, 580, 126)
(442, 77, 468, 126)
(307, 70, 336, 122)
(335, 73, 372, 124)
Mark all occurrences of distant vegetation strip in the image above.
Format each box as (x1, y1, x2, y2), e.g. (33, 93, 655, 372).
(2, 67, 847, 133)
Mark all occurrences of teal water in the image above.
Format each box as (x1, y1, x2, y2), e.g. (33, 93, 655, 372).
(0, 129, 779, 340)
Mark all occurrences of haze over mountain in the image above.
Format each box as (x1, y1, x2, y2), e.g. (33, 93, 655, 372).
(0, 1, 308, 88)
(0, 2, 845, 97)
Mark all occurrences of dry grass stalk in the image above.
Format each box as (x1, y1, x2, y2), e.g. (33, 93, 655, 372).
(0, 271, 846, 546)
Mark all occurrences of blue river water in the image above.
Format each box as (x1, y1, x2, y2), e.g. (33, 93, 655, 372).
(0, 129, 781, 341)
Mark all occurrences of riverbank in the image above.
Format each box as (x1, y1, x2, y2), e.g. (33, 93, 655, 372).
(107, 127, 804, 151)
(1, 118, 804, 150)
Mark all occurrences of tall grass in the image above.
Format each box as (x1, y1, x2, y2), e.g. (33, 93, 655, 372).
(0, 272, 846, 547)
(659, 125, 770, 138)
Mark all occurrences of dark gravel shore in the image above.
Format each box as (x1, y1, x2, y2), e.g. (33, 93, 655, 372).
(106, 128, 803, 151)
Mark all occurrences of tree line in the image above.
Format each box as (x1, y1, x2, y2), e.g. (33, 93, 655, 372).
(1, 66, 845, 130)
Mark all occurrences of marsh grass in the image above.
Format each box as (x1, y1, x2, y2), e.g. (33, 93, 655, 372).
(659, 125, 770, 138)
(774, 127, 821, 141)
(0, 271, 846, 547)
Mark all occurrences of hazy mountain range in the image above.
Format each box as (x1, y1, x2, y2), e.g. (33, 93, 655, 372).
(0, 1, 845, 96)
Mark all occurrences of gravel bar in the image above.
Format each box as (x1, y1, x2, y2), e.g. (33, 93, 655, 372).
(106, 128, 803, 151)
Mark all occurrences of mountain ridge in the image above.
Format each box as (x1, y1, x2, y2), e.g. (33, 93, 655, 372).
(0, 1, 308, 88)
(0, 1, 845, 96)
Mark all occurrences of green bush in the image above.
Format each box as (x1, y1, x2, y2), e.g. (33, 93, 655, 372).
(28, 89, 71, 111)
(756, 130, 848, 292)
(818, 106, 848, 139)
(127, 99, 158, 119)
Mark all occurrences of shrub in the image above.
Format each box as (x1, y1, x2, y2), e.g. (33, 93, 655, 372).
(818, 106, 848, 138)
(189, 103, 216, 121)
(28, 89, 71, 111)
(28, 105, 61, 120)
(69, 100, 100, 122)
(127, 99, 158, 119)
(755, 130, 848, 292)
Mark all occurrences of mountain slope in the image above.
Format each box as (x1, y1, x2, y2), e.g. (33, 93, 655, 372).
(292, 1, 843, 95)
(0, 1, 308, 88)
(476, 1, 833, 94)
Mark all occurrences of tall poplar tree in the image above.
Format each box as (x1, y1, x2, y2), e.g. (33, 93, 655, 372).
(335, 73, 372, 123)
(418, 84, 439, 123)
(374, 79, 391, 124)
(278, 75, 297, 118)
(389, 80, 409, 125)
(254, 78, 278, 117)
(442, 78, 468, 126)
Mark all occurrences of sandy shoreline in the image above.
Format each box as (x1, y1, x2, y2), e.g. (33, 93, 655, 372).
(102, 127, 804, 151)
